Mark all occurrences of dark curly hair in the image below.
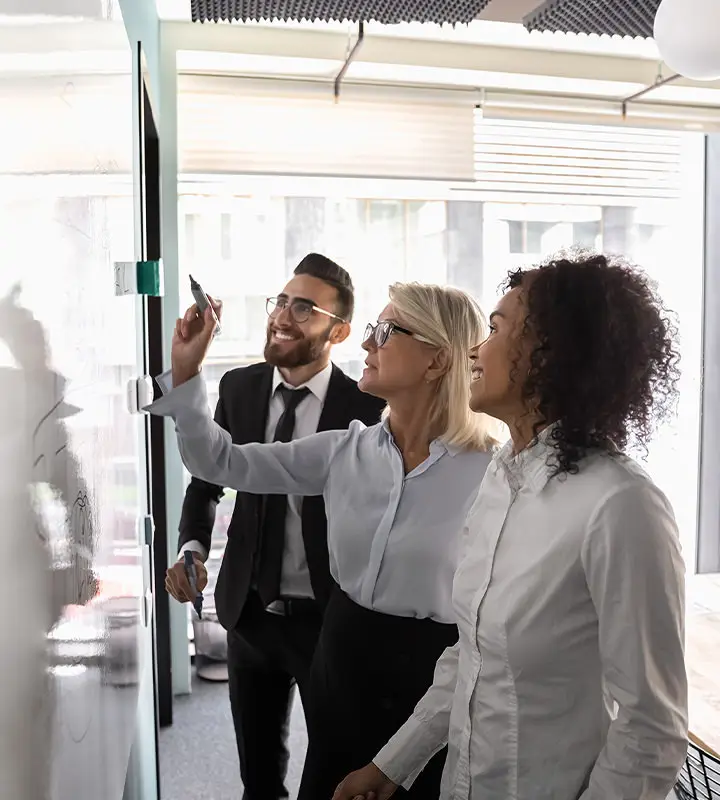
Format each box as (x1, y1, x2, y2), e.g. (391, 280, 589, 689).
(505, 251, 680, 476)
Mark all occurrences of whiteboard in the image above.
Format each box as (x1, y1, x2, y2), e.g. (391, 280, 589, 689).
(0, 6, 151, 799)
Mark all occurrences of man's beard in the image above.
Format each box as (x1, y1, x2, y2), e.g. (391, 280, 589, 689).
(264, 328, 330, 368)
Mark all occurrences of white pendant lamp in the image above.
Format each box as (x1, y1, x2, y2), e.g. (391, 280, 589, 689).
(654, 0, 720, 81)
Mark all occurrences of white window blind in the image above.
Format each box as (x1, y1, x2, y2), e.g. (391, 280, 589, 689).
(177, 75, 476, 181)
(474, 115, 685, 200)
(0, 75, 132, 174)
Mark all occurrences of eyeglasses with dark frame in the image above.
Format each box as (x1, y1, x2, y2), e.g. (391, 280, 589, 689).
(363, 320, 435, 349)
(266, 295, 346, 325)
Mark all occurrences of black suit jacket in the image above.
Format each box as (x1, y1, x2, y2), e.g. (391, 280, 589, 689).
(178, 362, 385, 631)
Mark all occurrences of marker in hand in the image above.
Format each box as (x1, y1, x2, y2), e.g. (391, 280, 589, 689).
(189, 274, 221, 335)
(183, 551, 204, 619)
(172, 280, 222, 386)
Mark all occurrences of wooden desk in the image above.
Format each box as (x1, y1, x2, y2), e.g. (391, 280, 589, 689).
(686, 574, 720, 761)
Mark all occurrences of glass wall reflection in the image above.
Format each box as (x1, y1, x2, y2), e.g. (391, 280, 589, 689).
(0, 3, 151, 798)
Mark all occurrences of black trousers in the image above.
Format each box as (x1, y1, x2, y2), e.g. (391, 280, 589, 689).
(228, 591, 323, 800)
(298, 586, 458, 800)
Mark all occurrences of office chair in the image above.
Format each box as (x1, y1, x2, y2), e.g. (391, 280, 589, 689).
(675, 737, 720, 799)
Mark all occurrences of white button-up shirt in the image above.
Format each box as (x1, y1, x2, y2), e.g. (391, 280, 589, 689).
(148, 373, 493, 622)
(375, 432, 688, 799)
(177, 364, 332, 598)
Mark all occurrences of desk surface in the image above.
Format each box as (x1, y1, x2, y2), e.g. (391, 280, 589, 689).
(686, 574, 720, 760)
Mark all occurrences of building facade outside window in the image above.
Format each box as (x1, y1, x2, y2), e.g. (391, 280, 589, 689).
(177, 145, 705, 611)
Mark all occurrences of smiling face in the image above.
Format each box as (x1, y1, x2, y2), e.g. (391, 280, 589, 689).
(264, 274, 347, 369)
(468, 286, 532, 424)
(359, 303, 440, 400)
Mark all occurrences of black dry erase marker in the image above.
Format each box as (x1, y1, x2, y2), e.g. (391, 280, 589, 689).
(189, 274, 221, 335)
(183, 550, 204, 619)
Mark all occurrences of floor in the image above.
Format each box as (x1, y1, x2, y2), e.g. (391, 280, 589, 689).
(159, 672, 307, 800)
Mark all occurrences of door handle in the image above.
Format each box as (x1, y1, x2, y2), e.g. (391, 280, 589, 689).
(140, 515, 155, 628)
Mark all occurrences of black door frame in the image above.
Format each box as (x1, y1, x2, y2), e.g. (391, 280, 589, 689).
(136, 42, 172, 798)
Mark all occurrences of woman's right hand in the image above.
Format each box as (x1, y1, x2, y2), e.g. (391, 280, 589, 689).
(171, 298, 222, 387)
(332, 763, 398, 800)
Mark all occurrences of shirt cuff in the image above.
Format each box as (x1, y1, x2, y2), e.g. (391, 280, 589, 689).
(155, 369, 173, 395)
(373, 714, 444, 791)
(178, 541, 208, 562)
(143, 371, 208, 418)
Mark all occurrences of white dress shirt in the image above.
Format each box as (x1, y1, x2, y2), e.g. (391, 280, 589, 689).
(147, 373, 493, 622)
(178, 363, 332, 599)
(374, 431, 688, 800)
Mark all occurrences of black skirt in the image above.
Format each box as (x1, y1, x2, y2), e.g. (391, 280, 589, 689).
(298, 586, 458, 800)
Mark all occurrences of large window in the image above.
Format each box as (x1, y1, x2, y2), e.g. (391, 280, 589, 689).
(174, 77, 714, 755)
(180, 191, 690, 376)
(175, 67, 705, 634)
(178, 144, 705, 603)
(179, 193, 484, 381)
(177, 189, 490, 607)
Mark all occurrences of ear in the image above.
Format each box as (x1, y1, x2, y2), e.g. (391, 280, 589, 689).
(329, 321, 351, 345)
(425, 347, 451, 382)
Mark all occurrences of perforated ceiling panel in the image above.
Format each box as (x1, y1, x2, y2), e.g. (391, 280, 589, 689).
(191, 0, 493, 24)
(190, 0, 662, 35)
(523, 0, 661, 38)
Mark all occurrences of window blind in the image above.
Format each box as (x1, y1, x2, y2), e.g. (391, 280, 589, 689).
(0, 74, 132, 175)
(474, 115, 686, 200)
(177, 75, 476, 181)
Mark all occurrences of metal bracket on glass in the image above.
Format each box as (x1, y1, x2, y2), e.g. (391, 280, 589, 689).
(126, 376, 154, 414)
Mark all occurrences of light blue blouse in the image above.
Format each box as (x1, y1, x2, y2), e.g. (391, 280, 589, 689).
(148, 374, 492, 623)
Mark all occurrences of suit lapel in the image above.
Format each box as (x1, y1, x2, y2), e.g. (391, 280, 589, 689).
(317, 364, 349, 433)
(243, 363, 344, 441)
(241, 366, 274, 543)
(242, 365, 274, 444)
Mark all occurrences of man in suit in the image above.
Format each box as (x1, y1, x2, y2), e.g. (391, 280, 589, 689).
(165, 253, 385, 800)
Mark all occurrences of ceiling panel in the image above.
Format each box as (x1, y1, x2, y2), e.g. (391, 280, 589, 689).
(478, 0, 539, 23)
(185, 0, 666, 37)
(190, 0, 494, 24)
(523, 0, 661, 38)
(187, 0, 663, 35)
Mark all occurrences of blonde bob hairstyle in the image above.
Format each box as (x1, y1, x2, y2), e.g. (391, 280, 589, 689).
(385, 282, 497, 452)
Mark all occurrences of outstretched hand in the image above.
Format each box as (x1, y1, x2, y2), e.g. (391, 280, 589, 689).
(171, 297, 222, 387)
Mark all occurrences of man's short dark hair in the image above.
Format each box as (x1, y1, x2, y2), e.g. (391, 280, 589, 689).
(294, 253, 354, 322)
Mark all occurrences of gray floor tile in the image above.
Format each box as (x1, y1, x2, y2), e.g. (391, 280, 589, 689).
(159, 672, 307, 800)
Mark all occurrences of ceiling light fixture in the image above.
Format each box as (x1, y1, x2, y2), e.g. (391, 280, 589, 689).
(654, 0, 720, 81)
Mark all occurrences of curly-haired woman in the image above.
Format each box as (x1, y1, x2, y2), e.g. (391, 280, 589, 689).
(335, 252, 688, 800)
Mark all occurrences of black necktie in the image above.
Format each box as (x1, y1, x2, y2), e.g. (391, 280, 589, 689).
(256, 385, 311, 606)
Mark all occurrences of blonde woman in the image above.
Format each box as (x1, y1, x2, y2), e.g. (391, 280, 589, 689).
(146, 282, 497, 799)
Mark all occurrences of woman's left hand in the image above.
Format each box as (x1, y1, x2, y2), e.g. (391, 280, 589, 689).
(171, 297, 222, 387)
(332, 764, 397, 800)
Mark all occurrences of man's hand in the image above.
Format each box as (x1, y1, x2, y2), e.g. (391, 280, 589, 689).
(332, 763, 398, 800)
(166, 553, 208, 603)
(171, 297, 223, 387)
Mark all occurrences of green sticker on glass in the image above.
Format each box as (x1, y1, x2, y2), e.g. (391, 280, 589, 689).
(136, 260, 164, 297)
